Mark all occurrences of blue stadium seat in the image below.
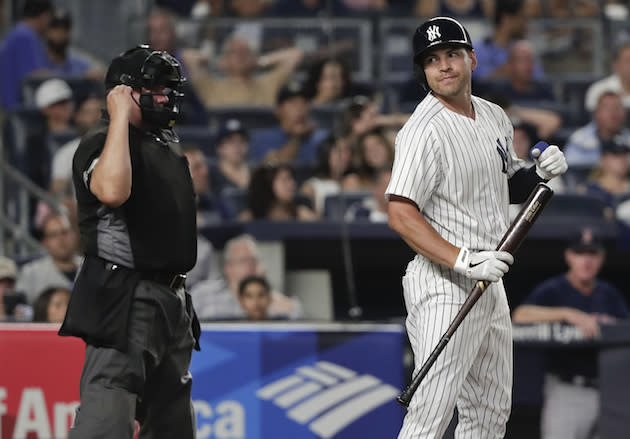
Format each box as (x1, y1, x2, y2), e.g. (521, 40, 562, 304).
(323, 191, 372, 220)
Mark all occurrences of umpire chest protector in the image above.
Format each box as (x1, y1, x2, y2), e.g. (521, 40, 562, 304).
(75, 119, 197, 274)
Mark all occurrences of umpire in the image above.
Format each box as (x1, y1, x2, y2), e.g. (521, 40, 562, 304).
(59, 45, 201, 438)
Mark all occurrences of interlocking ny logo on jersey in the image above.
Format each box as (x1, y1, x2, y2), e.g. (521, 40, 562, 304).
(426, 25, 441, 42)
(256, 361, 397, 438)
(496, 138, 508, 174)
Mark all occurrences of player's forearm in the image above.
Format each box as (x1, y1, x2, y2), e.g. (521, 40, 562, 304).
(388, 198, 459, 268)
(91, 116, 132, 207)
(512, 305, 570, 323)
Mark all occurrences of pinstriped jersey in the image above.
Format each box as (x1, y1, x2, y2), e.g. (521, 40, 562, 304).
(386, 93, 525, 252)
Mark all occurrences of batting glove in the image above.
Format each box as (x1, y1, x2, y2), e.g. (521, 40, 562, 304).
(534, 144, 568, 180)
(453, 247, 514, 282)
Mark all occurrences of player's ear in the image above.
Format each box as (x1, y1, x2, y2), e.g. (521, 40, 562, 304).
(470, 49, 477, 71)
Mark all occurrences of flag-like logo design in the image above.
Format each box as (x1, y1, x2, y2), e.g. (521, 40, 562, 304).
(257, 361, 398, 438)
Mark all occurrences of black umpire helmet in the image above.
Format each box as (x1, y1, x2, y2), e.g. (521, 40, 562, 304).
(412, 17, 474, 90)
(105, 44, 185, 129)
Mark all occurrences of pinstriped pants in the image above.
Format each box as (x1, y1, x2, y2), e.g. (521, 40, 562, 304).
(398, 265, 512, 439)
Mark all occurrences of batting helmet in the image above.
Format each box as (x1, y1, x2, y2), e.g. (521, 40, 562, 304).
(412, 17, 473, 89)
(105, 44, 185, 129)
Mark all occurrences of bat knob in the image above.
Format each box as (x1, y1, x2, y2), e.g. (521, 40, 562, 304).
(529, 141, 549, 160)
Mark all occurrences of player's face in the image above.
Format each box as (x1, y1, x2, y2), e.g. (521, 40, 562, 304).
(423, 46, 476, 98)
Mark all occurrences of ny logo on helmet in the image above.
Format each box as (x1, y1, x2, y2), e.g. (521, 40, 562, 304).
(426, 25, 441, 42)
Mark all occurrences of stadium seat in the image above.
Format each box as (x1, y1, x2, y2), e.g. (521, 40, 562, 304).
(323, 191, 372, 220)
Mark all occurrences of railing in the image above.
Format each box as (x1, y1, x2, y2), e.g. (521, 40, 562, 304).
(0, 133, 65, 259)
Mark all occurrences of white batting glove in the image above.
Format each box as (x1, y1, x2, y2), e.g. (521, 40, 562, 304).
(533, 144, 568, 180)
(453, 247, 514, 282)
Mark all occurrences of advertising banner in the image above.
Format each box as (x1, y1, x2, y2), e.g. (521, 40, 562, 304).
(0, 322, 405, 439)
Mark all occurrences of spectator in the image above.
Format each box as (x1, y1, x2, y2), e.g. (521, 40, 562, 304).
(182, 34, 303, 107)
(577, 139, 630, 209)
(50, 95, 104, 198)
(182, 144, 234, 226)
(480, 40, 555, 104)
(182, 144, 226, 288)
(345, 166, 392, 223)
(300, 135, 354, 217)
(0, 256, 31, 321)
(414, 0, 493, 18)
(512, 228, 629, 439)
(190, 234, 303, 320)
(32, 286, 70, 323)
(584, 38, 630, 112)
(472, 0, 544, 80)
(0, 0, 53, 110)
(249, 81, 329, 163)
(303, 58, 373, 105)
(15, 213, 82, 304)
(336, 95, 407, 151)
(343, 127, 394, 190)
(237, 275, 273, 321)
(564, 90, 630, 168)
(35, 78, 75, 136)
(240, 162, 317, 221)
(210, 118, 251, 196)
(44, 8, 103, 79)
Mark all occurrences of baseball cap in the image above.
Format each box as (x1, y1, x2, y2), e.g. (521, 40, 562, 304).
(601, 138, 630, 155)
(567, 228, 604, 253)
(216, 118, 249, 145)
(276, 81, 307, 106)
(0, 256, 18, 280)
(35, 78, 73, 109)
(50, 8, 72, 29)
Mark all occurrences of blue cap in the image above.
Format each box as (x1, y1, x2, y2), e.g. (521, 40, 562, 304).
(216, 118, 249, 145)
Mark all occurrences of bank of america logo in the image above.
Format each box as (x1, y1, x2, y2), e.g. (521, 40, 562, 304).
(256, 361, 398, 438)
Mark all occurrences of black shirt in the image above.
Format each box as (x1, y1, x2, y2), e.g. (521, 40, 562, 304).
(72, 118, 197, 273)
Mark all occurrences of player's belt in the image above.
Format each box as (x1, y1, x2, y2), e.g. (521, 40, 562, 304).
(142, 271, 187, 290)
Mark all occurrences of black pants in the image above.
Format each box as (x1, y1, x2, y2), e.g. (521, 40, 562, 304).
(69, 280, 196, 439)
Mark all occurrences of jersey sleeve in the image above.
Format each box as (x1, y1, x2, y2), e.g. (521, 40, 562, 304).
(72, 131, 107, 197)
(385, 121, 441, 210)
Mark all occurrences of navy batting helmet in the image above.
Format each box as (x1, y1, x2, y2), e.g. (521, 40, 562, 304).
(412, 17, 473, 89)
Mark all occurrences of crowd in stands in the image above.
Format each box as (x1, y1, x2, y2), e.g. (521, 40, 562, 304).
(2, 0, 630, 326)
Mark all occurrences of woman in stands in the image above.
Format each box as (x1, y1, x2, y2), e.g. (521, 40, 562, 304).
(343, 127, 394, 191)
(300, 135, 355, 217)
(240, 162, 317, 221)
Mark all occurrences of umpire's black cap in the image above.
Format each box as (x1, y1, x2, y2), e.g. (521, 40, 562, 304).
(412, 16, 473, 65)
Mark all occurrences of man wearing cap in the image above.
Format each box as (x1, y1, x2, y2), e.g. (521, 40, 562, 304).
(44, 8, 101, 78)
(211, 118, 251, 195)
(513, 228, 629, 439)
(0, 0, 53, 110)
(59, 45, 200, 438)
(249, 81, 329, 163)
(34, 77, 75, 133)
(0, 256, 31, 321)
(386, 16, 567, 438)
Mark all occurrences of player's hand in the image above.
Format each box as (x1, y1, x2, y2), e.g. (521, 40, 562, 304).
(107, 85, 133, 121)
(453, 247, 514, 282)
(533, 144, 567, 180)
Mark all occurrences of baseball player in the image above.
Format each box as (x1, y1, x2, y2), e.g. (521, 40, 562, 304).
(386, 17, 567, 438)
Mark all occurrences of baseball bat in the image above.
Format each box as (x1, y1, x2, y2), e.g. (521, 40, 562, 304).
(396, 182, 554, 408)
